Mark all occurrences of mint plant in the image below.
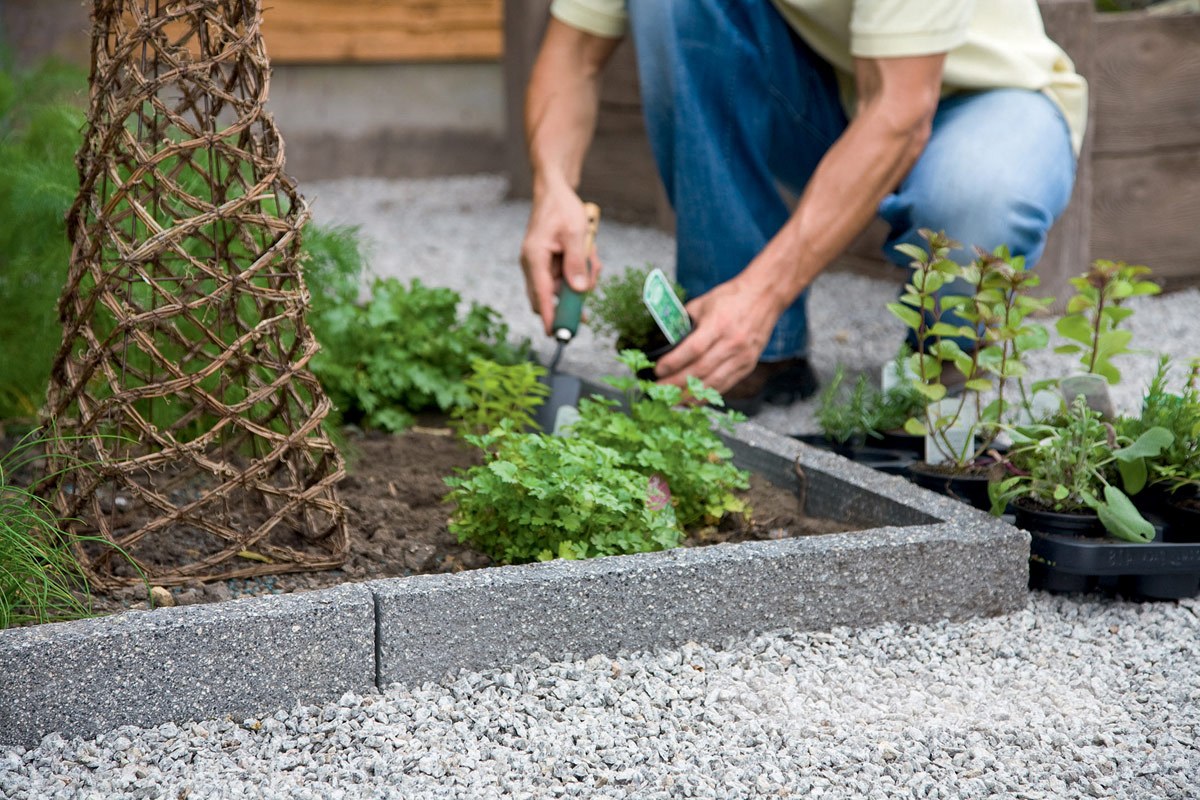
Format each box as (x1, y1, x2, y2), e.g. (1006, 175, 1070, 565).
(887, 231, 1052, 467)
(310, 278, 529, 432)
(1054, 259, 1160, 385)
(444, 422, 682, 564)
(990, 397, 1173, 542)
(451, 358, 549, 439)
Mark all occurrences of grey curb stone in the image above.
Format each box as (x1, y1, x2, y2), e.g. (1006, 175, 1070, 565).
(0, 584, 375, 748)
(373, 420, 1029, 687)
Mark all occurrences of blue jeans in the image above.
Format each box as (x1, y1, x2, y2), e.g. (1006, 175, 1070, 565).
(627, 0, 1077, 360)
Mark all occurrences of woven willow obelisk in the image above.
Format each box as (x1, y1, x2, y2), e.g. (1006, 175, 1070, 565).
(43, 0, 347, 587)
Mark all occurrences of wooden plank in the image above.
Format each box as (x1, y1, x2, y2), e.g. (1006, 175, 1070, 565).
(1092, 11, 1200, 155)
(1034, 0, 1095, 305)
(1091, 149, 1200, 288)
(262, 0, 503, 62)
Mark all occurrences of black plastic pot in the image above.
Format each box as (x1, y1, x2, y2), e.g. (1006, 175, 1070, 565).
(789, 434, 916, 477)
(906, 461, 998, 512)
(617, 322, 690, 382)
(1013, 500, 1104, 537)
(868, 430, 925, 457)
(1018, 499, 1200, 600)
(1165, 494, 1200, 544)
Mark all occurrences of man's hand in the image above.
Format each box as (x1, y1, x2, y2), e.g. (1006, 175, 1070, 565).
(653, 276, 782, 394)
(520, 185, 601, 336)
(521, 19, 621, 335)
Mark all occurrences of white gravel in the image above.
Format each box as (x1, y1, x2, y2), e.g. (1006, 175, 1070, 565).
(4, 594, 1198, 799)
(4, 174, 1199, 798)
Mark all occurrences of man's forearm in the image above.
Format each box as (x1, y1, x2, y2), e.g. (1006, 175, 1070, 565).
(741, 56, 945, 318)
(524, 19, 620, 197)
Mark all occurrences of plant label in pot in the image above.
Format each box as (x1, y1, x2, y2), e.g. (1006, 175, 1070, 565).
(924, 399, 975, 466)
(1060, 374, 1115, 419)
(881, 359, 918, 394)
(643, 268, 692, 345)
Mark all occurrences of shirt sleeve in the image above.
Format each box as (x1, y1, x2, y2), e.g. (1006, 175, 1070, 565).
(849, 0, 975, 58)
(549, 0, 628, 39)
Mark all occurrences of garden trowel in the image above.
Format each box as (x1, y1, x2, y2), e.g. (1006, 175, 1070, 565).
(535, 202, 601, 434)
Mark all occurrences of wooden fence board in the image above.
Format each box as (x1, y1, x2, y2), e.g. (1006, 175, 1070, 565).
(1092, 149, 1200, 287)
(263, 0, 502, 62)
(1092, 12, 1200, 155)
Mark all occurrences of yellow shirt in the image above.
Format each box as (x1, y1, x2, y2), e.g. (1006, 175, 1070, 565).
(548, 0, 1087, 154)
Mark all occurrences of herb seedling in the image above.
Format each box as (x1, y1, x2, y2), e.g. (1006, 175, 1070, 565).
(990, 397, 1173, 542)
(589, 265, 686, 353)
(1054, 259, 1160, 385)
(887, 232, 1052, 467)
(451, 358, 550, 439)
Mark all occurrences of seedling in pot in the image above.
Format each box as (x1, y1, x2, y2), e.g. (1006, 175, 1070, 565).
(887, 231, 1052, 472)
(589, 265, 688, 360)
(1054, 259, 1160, 417)
(989, 397, 1173, 542)
(1115, 355, 1200, 498)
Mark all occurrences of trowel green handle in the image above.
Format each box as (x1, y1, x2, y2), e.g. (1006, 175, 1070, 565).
(552, 202, 601, 341)
(553, 285, 587, 339)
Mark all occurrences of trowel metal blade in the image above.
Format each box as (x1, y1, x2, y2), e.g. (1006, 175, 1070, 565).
(534, 371, 583, 435)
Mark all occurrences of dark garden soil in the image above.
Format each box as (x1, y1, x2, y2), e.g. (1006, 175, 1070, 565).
(4, 425, 858, 617)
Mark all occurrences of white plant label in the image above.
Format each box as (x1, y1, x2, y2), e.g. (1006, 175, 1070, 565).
(881, 358, 919, 394)
(1060, 374, 1115, 418)
(924, 399, 975, 466)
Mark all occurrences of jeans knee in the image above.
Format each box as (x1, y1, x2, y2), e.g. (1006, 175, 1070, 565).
(884, 183, 1059, 268)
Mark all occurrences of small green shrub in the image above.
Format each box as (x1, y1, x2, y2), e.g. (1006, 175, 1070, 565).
(566, 351, 749, 529)
(445, 422, 682, 564)
(445, 352, 750, 564)
(310, 277, 529, 432)
(589, 265, 685, 351)
(452, 358, 549, 439)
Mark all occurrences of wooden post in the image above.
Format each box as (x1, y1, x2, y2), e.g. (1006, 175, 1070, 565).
(502, 0, 553, 200)
(1037, 0, 1096, 305)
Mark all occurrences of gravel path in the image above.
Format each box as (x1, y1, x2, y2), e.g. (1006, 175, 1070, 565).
(4, 174, 1199, 798)
(4, 594, 1198, 799)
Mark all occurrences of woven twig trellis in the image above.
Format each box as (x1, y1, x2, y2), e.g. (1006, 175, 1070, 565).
(42, 0, 347, 587)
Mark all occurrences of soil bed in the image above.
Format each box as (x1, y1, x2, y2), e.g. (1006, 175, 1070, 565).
(4, 424, 857, 618)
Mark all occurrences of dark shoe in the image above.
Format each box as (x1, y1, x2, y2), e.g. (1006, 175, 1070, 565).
(723, 357, 819, 416)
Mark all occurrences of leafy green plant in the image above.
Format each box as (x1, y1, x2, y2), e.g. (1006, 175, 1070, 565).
(568, 351, 750, 529)
(1054, 259, 1160, 385)
(888, 232, 1052, 467)
(451, 358, 549, 439)
(310, 277, 529, 432)
(0, 60, 86, 421)
(444, 352, 751, 564)
(589, 265, 685, 351)
(989, 397, 1173, 542)
(815, 353, 929, 445)
(445, 421, 682, 564)
(1117, 356, 1200, 493)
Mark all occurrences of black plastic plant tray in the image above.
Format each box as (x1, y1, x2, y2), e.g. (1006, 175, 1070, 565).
(1029, 528, 1200, 600)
